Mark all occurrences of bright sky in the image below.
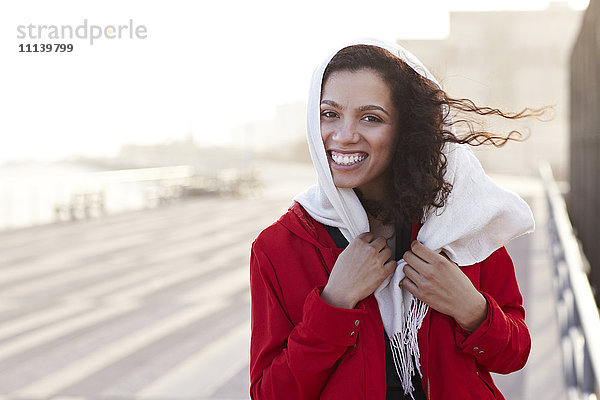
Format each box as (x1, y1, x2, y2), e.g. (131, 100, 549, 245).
(0, 0, 589, 162)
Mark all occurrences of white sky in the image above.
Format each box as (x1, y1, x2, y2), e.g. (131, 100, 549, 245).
(0, 0, 589, 162)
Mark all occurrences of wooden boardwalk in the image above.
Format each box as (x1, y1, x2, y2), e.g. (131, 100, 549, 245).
(0, 162, 566, 399)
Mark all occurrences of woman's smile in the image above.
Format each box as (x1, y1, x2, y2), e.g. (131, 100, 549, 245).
(329, 150, 368, 167)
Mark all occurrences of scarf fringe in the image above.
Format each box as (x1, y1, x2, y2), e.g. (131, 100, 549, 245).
(388, 297, 429, 399)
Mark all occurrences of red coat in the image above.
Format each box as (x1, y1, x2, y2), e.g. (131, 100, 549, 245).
(250, 201, 530, 399)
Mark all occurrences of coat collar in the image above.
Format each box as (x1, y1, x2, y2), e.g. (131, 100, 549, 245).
(278, 202, 341, 250)
(277, 201, 345, 274)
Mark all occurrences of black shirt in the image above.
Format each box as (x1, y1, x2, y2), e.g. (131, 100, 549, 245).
(322, 224, 427, 400)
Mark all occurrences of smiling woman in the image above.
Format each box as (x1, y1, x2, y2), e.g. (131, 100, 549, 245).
(249, 38, 550, 400)
(320, 69, 399, 201)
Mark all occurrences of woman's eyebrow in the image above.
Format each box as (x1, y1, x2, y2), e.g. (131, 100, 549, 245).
(321, 100, 391, 117)
(321, 99, 342, 108)
(358, 105, 390, 117)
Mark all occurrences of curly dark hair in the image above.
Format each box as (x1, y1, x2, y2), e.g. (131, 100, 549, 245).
(322, 44, 551, 228)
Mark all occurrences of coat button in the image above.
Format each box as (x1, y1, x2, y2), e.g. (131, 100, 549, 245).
(350, 331, 356, 337)
(354, 320, 360, 326)
(478, 350, 485, 354)
(472, 346, 479, 351)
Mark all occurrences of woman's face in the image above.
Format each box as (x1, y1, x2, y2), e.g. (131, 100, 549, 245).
(320, 69, 399, 201)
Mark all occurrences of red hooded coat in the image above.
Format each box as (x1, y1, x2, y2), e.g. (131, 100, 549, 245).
(250, 201, 530, 399)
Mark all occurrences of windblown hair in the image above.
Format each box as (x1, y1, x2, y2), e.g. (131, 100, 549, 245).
(322, 44, 550, 228)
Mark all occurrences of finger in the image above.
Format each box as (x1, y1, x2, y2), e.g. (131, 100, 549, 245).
(357, 232, 374, 242)
(379, 246, 393, 263)
(401, 276, 420, 298)
(370, 236, 387, 252)
(382, 259, 397, 276)
(403, 263, 422, 286)
(403, 250, 429, 273)
(410, 240, 441, 264)
(440, 251, 458, 266)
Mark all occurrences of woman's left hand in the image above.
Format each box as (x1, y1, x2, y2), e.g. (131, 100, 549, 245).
(402, 240, 488, 332)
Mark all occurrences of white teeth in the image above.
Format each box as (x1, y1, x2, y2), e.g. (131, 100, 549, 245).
(331, 152, 366, 166)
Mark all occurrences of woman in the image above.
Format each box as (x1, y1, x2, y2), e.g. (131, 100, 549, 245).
(250, 38, 544, 399)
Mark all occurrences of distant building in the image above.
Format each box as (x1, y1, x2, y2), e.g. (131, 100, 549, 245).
(399, 2, 583, 177)
(117, 133, 200, 168)
(116, 133, 246, 171)
(230, 101, 309, 162)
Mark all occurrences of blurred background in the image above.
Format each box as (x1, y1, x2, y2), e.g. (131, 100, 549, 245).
(1, 0, 599, 399)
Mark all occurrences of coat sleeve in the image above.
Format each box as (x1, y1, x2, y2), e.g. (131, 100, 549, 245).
(249, 240, 367, 400)
(454, 246, 531, 374)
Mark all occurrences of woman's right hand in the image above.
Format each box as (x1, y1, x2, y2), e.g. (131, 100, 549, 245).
(321, 232, 396, 309)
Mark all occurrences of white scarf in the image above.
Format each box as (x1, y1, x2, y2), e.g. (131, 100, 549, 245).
(293, 38, 534, 397)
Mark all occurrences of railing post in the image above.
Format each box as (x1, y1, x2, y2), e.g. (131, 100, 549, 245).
(539, 161, 600, 399)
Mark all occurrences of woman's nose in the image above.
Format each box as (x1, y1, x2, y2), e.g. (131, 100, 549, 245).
(332, 120, 359, 144)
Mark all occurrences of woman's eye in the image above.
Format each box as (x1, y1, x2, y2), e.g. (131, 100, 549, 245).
(363, 115, 382, 123)
(321, 110, 338, 118)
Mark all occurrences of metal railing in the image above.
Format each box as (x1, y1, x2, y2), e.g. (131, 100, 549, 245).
(540, 161, 600, 400)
